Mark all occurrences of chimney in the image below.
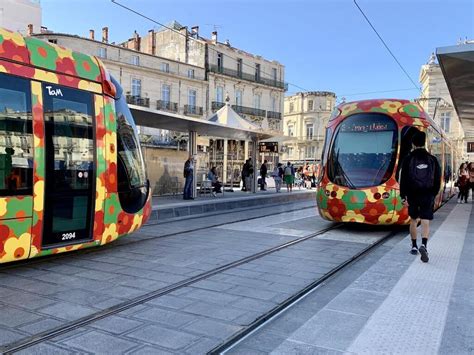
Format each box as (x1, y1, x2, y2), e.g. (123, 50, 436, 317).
(27, 24, 33, 36)
(89, 29, 95, 40)
(147, 29, 156, 55)
(102, 27, 108, 43)
(191, 26, 199, 38)
(211, 31, 217, 43)
(133, 30, 140, 51)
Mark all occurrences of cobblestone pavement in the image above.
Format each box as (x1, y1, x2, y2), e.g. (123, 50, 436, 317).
(229, 199, 473, 355)
(0, 199, 393, 354)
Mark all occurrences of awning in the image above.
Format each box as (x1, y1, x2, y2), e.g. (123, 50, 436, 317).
(436, 42, 474, 137)
(130, 104, 275, 141)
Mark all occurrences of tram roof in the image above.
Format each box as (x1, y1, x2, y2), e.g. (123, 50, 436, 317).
(0, 27, 105, 83)
(130, 104, 275, 141)
(436, 42, 474, 136)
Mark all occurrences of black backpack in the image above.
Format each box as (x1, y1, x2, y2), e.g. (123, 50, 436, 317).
(408, 154, 435, 190)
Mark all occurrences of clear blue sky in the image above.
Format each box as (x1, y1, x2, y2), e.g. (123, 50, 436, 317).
(42, 0, 473, 101)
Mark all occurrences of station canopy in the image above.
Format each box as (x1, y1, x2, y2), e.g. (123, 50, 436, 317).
(437, 42, 474, 137)
(130, 104, 275, 141)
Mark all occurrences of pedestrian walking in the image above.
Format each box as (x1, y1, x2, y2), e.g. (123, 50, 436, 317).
(272, 163, 283, 192)
(456, 162, 469, 203)
(284, 161, 294, 192)
(183, 155, 195, 200)
(400, 130, 441, 263)
(260, 160, 268, 191)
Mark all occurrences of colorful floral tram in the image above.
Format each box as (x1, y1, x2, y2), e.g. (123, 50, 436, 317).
(0, 28, 151, 264)
(317, 99, 456, 225)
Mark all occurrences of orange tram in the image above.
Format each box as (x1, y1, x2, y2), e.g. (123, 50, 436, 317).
(0, 28, 151, 264)
(316, 99, 457, 225)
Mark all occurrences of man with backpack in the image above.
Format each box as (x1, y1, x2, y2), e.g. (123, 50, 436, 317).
(400, 130, 441, 263)
(284, 161, 295, 192)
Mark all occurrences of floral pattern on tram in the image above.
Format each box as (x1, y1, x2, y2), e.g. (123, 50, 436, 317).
(0, 27, 151, 263)
(317, 99, 431, 226)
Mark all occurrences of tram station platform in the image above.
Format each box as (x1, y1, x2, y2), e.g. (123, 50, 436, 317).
(148, 188, 315, 223)
(238, 198, 474, 354)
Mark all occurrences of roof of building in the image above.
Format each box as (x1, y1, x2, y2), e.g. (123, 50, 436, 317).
(436, 42, 474, 137)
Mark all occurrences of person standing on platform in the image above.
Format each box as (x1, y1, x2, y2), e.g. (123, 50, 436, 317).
(284, 161, 294, 192)
(468, 162, 474, 202)
(260, 160, 268, 191)
(400, 130, 441, 263)
(456, 162, 469, 203)
(272, 163, 283, 193)
(241, 159, 249, 191)
(246, 159, 254, 192)
(183, 155, 195, 200)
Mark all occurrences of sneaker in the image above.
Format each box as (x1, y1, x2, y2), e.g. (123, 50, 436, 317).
(410, 246, 418, 255)
(419, 245, 429, 263)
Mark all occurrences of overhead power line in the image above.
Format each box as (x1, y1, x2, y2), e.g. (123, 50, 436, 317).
(111, 0, 311, 92)
(353, 0, 422, 95)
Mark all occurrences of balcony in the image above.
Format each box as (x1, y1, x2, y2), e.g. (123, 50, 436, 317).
(184, 105, 203, 116)
(211, 101, 226, 112)
(209, 64, 287, 90)
(232, 105, 266, 118)
(126, 95, 150, 108)
(157, 100, 178, 112)
(266, 111, 282, 119)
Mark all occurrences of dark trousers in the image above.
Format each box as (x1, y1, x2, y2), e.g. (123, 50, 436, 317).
(260, 176, 266, 190)
(183, 175, 193, 199)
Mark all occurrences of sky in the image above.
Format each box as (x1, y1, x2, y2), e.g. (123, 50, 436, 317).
(41, 0, 474, 102)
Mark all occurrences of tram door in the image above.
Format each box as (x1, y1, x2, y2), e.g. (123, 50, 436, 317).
(42, 84, 95, 247)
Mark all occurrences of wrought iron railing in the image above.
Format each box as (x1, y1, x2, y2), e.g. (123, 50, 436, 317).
(211, 101, 226, 111)
(266, 111, 282, 119)
(209, 64, 287, 90)
(232, 105, 266, 117)
(156, 100, 178, 112)
(184, 105, 203, 116)
(126, 95, 150, 108)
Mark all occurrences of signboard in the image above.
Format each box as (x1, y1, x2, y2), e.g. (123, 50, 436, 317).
(468, 141, 474, 153)
(259, 142, 278, 153)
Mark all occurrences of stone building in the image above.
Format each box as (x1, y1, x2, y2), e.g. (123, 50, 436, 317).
(419, 53, 466, 160)
(0, 0, 41, 34)
(140, 22, 286, 182)
(282, 92, 336, 165)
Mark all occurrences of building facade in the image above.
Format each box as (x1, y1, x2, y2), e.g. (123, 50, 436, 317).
(30, 22, 286, 189)
(282, 92, 336, 165)
(0, 0, 41, 34)
(419, 53, 467, 161)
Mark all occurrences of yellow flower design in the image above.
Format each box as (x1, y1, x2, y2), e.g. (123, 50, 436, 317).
(55, 45, 73, 59)
(33, 69, 59, 84)
(31, 82, 43, 104)
(366, 187, 385, 202)
(342, 210, 365, 223)
(33, 180, 44, 212)
(0, 65, 7, 73)
(130, 214, 143, 233)
(378, 210, 397, 224)
(380, 101, 402, 114)
(0, 199, 7, 217)
(95, 178, 106, 212)
(101, 223, 118, 245)
(3, 233, 31, 262)
(78, 80, 101, 93)
(0, 28, 25, 46)
(105, 132, 117, 164)
(341, 103, 358, 116)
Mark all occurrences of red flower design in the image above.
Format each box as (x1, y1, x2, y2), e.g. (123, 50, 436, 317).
(327, 198, 347, 220)
(360, 201, 387, 224)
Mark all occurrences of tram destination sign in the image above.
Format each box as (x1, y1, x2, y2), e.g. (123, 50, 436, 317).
(259, 142, 279, 153)
(341, 122, 390, 132)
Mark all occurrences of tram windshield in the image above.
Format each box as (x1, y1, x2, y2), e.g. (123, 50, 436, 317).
(328, 113, 398, 188)
(111, 76, 148, 213)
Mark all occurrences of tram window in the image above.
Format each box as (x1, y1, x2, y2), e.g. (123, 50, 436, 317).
(395, 126, 419, 181)
(327, 113, 397, 188)
(111, 76, 148, 213)
(0, 73, 33, 196)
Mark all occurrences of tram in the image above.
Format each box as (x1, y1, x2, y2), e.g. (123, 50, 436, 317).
(0, 28, 151, 264)
(316, 99, 456, 225)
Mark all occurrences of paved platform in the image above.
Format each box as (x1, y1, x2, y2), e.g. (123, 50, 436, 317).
(233, 199, 474, 354)
(149, 188, 315, 223)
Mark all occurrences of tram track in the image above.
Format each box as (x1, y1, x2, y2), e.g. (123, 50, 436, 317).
(208, 227, 400, 354)
(0, 201, 316, 272)
(0, 222, 341, 354)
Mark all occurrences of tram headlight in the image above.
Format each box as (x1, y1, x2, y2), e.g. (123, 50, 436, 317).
(382, 192, 390, 199)
(325, 190, 330, 196)
(373, 192, 381, 200)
